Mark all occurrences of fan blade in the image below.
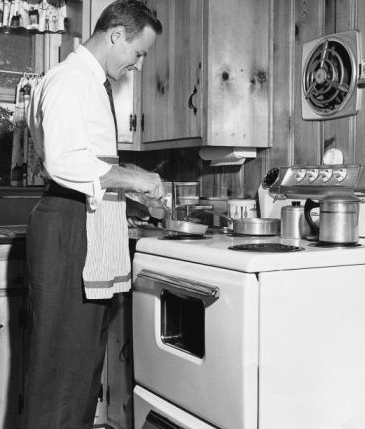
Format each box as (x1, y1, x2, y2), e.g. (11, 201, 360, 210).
(319, 40, 329, 68)
(304, 81, 317, 99)
(325, 79, 349, 93)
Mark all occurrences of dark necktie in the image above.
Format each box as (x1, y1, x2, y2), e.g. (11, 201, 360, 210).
(104, 79, 118, 143)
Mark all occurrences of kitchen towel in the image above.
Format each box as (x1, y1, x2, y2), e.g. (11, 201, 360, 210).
(82, 156, 131, 299)
(82, 187, 131, 299)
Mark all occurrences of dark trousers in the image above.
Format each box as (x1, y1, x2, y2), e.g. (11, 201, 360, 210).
(22, 191, 111, 429)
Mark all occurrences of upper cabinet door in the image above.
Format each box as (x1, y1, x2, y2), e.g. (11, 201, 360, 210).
(140, 0, 270, 150)
(76, 0, 140, 150)
(141, 0, 203, 148)
(206, 0, 270, 148)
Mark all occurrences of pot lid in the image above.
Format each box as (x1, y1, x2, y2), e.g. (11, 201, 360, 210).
(322, 194, 360, 203)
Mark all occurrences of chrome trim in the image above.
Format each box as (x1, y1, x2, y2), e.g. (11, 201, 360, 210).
(137, 269, 220, 300)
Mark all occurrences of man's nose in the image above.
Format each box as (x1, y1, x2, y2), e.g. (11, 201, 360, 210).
(134, 56, 144, 71)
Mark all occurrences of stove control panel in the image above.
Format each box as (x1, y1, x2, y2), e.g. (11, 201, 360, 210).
(269, 165, 364, 197)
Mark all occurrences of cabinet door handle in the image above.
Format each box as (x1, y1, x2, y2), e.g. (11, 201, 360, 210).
(129, 114, 137, 131)
(188, 85, 198, 116)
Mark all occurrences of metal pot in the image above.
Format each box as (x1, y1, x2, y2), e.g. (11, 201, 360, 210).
(233, 218, 280, 235)
(304, 195, 360, 244)
(199, 209, 280, 235)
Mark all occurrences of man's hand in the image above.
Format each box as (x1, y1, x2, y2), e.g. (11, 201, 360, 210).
(126, 197, 151, 227)
(100, 164, 165, 202)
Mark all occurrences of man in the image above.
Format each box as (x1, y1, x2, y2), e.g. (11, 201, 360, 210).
(22, 2, 163, 428)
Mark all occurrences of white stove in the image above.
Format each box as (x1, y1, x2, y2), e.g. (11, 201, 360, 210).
(132, 231, 365, 429)
(135, 233, 365, 272)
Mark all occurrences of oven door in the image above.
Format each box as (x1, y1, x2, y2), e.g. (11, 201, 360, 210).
(134, 385, 217, 429)
(132, 252, 259, 429)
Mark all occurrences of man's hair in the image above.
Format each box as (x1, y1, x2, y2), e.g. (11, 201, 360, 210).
(93, 0, 162, 40)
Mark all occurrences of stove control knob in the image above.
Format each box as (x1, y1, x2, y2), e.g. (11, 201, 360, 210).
(306, 168, 319, 182)
(333, 168, 347, 182)
(294, 169, 306, 182)
(319, 168, 332, 182)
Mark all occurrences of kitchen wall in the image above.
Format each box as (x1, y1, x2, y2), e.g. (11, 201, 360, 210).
(123, 0, 365, 200)
(2, 1, 365, 202)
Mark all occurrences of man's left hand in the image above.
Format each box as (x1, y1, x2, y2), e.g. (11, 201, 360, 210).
(126, 197, 151, 227)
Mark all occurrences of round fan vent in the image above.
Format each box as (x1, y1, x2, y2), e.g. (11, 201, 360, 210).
(303, 37, 356, 117)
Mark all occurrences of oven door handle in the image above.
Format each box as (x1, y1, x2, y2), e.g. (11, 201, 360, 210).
(137, 269, 220, 300)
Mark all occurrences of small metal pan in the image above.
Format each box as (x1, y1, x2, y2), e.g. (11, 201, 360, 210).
(199, 209, 280, 236)
(162, 219, 209, 236)
(233, 218, 280, 236)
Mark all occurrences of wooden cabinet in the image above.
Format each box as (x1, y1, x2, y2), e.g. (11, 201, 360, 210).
(140, 0, 203, 148)
(0, 251, 27, 429)
(140, 0, 270, 151)
(66, 0, 270, 152)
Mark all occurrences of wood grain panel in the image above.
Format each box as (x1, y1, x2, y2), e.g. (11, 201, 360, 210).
(322, 0, 356, 164)
(293, 0, 324, 165)
(354, 0, 365, 164)
(141, 0, 202, 143)
(270, 0, 294, 168)
(207, 0, 269, 148)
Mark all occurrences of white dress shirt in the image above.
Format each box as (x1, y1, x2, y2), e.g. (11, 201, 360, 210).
(27, 45, 116, 198)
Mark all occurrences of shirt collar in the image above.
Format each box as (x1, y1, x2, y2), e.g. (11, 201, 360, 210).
(74, 45, 106, 84)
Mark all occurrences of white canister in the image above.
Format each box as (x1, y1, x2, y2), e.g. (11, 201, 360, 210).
(228, 199, 257, 220)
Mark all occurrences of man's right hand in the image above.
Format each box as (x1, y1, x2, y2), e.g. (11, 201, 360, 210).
(100, 164, 165, 202)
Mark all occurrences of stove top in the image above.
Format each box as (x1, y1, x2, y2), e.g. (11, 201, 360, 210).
(136, 234, 365, 272)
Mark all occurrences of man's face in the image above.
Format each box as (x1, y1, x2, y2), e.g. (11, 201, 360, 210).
(107, 25, 157, 81)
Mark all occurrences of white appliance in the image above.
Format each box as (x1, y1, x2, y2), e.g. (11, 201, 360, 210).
(132, 233, 365, 429)
(301, 30, 364, 120)
(132, 163, 365, 429)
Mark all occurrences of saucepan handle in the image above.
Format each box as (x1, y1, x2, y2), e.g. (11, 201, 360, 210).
(304, 198, 320, 235)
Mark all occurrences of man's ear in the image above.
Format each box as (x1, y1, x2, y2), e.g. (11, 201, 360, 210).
(111, 25, 126, 44)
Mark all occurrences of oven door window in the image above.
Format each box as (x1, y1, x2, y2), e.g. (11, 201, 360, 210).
(142, 410, 183, 429)
(161, 289, 205, 358)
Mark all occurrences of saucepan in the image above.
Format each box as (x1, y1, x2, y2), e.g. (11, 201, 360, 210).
(161, 218, 209, 235)
(202, 209, 280, 236)
(148, 202, 210, 236)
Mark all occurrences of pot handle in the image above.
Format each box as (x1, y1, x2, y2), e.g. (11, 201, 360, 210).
(304, 198, 320, 235)
(198, 208, 233, 221)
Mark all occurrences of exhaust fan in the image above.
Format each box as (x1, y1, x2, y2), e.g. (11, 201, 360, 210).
(301, 30, 363, 120)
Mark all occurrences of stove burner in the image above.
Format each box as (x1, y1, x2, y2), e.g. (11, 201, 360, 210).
(228, 232, 275, 237)
(160, 234, 211, 241)
(229, 243, 304, 252)
(309, 242, 362, 248)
